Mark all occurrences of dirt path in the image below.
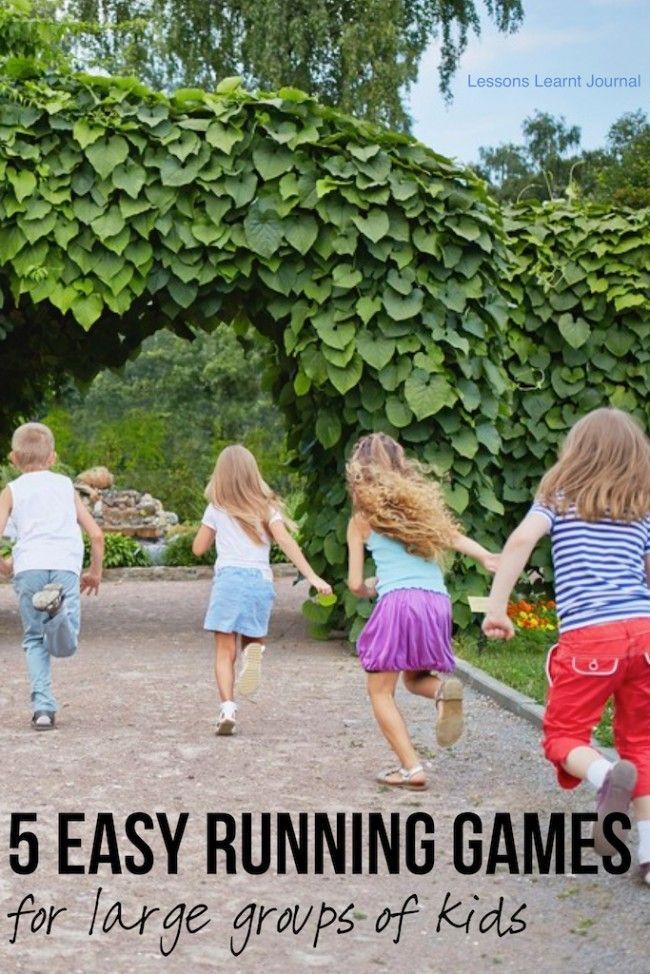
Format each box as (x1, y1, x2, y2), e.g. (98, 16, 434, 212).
(0, 577, 647, 973)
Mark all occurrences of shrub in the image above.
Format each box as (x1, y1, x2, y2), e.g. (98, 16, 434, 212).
(85, 532, 152, 569)
(162, 529, 213, 567)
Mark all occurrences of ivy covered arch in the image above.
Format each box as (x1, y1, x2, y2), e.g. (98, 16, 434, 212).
(0, 67, 514, 631)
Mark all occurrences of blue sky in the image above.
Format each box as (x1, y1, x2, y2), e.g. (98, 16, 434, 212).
(410, 0, 648, 166)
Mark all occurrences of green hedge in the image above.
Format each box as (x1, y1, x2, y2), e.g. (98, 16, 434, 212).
(0, 57, 648, 637)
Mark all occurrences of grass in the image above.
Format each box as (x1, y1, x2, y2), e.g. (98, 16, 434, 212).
(454, 630, 614, 748)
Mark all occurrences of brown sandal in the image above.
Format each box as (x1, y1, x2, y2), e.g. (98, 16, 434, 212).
(435, 677, 464, 747)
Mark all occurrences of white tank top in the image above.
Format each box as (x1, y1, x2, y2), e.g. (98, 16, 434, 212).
(8, 471, 84, 576)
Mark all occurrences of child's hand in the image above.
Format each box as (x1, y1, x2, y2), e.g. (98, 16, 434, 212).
(364, 576, 378, 598)
(482, 614, 515, 640)
(81, 570, 101, 596)
(0, 556, 12, 578)
(481, 551, 500, 573)
(310, 576, 332, 596)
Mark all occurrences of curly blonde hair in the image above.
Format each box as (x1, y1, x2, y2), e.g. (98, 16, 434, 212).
(346, 433, 459, 559)
(537, 408, 650, 522)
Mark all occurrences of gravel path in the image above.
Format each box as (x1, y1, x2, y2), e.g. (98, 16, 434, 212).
(0, 577, 647, 973)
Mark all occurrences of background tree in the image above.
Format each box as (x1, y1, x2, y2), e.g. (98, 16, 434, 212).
(475, 109, 649, 207)
(40, 329, 291, 521)
(475, 110, 582, 201)
(52, 0, 524, 130)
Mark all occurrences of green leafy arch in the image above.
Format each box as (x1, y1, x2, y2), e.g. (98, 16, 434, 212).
(0, 68, 514, 629)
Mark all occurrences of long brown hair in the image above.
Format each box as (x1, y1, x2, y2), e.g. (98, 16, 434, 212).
(537, 408, 650, 521)
(346, 433, 459, 559)
(204, 444, 294, 544)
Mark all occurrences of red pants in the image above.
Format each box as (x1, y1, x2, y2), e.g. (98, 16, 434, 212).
(543, 618, 650, 797)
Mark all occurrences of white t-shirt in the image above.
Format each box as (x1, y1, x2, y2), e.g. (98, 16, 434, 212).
(8, 471, 84, 576)
(201, 504, 282, 580)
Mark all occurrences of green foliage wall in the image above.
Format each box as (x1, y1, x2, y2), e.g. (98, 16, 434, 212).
(1, 65, 648, 637)
(501, 202, 650, 573)
(0, 67, 512, 632)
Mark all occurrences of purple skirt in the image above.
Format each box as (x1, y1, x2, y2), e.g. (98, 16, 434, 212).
(356, 589, 455, 673)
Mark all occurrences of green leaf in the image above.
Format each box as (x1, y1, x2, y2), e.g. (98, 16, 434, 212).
(253, 143, 294, 180)
(91, 207, 126, 240)
(112, 160, 146, 198)
(476, 423, 501, 455)
(315, 412, 342, 448)
(614, 293, 645, 312)
(448, 217, 481, 242)
(86, 136, 130, 180)
(443, 483, 469, 514)
(404, 370, 455, 420)
(351, 209, 389, 243)
(356, 295, 381, 324)
(385, 397, 413, 428)
(284, 216, 318, 255)
(205, 121, 242, 153)
(332, 264, 362, 288)
(452, 428, 478, 459)
(327, 355, 363, 394)
(8, 169, 36, 202)
(244, 205, 284, 258)
(71, 292, 103, 329)
(356, 330, 395, 371)
(72, 119, 104, 149)
(383, 287, 423, 321)
(557, 314, 590, 349)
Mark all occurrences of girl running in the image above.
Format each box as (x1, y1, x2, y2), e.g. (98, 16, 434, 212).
(483, 408, 650, 884)
(193, 444, 331, 735)
(346, 432, 499, 790)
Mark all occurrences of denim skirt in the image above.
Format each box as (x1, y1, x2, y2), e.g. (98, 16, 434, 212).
(203, 567, 276, 637)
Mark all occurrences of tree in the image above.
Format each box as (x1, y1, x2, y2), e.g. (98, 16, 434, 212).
(475, 110, 650, 208)
(52, 0, 524, 130)
(475, 111, 582, 201)
(586, 111, 650, 208)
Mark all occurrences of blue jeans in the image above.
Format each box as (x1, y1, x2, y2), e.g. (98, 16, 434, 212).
(12, 570, 81, 714)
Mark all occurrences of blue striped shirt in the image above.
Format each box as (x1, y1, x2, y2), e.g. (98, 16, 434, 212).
(530, 503, 650, 633)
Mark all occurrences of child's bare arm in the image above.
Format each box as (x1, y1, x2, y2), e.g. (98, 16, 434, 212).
(192, 524, 215, 556)
(268, 520, 332, 595)
(346, 517, 375, 597)
(451, 533, 500, 572)
(483, 513, 550, 640)
(0, 487, 13, 577)
(75, 495, 104, 595)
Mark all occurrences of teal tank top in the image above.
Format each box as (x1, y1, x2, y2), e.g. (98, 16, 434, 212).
(367, 530, 448, 599)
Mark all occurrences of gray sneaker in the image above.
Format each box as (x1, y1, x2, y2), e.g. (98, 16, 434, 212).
(592, 759, 637, 856)
(32, 711, 56, 731)
(32, 584, 64, 616)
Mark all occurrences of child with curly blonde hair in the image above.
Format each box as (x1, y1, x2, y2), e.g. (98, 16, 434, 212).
(346, 433, 499, 790)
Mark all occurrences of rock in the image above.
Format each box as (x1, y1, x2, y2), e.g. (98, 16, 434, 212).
(76, 466, 114, 490)
(75, 474, 178, 540)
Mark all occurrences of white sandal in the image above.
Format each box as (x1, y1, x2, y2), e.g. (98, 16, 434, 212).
(376, 764, 428, 791)
(236, 643, 264, 696)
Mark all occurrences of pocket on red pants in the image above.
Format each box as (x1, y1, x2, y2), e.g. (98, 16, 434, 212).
(570, 657, 619, 677)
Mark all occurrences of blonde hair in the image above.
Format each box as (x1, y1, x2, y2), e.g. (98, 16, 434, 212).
(204, 444, 294, 544)
(346, 433, 459, 559)
(11, 422, 55, 468)
(537, 408, 650, 521)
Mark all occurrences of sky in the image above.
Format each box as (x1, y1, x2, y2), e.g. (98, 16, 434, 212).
(409, 0, 648, 166)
